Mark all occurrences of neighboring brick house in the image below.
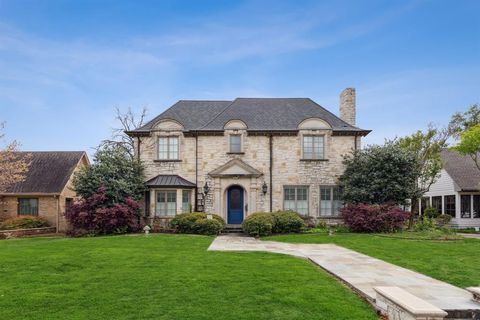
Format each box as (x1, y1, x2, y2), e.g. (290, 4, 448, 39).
(421, 149, 480, 229)
(127, 88, 370, 225)
(0, 151, 89, 232)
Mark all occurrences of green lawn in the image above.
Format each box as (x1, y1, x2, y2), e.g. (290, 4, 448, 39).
(0, 234, 377, 320)
(266, 232, 480, 288)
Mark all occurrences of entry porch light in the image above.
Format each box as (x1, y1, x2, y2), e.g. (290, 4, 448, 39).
(262, 181, 268, 195)
(203, 181, 210, 195)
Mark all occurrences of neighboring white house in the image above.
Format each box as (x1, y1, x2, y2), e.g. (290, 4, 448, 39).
(422, 149, 480, 229)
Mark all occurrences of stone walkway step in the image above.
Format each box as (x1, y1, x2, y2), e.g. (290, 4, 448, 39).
(208, 236, 480, 319)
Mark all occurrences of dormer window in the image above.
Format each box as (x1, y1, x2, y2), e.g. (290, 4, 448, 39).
(303, 135, 324, 159)
(229, 134, 242, 153)
(158, 136, 179, 160)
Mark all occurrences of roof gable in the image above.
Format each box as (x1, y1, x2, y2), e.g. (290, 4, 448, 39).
(2, 151, 87, 194)
(209, 159, 263, 178)
(440, 149, 480, 191)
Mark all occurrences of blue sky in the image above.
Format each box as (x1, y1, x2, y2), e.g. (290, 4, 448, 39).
(0, 0, 479, 155)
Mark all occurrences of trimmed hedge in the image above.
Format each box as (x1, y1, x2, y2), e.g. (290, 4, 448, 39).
(242, 212, 274, 237)
(0, 216, 49, 230)
(272, 211, 305, 233)
(170, 213, 225, 235)
(242, 211, 305, 236)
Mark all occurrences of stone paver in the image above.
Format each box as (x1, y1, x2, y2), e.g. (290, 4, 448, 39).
(458, 233, 480, 239)
(208, 235, 480, 314)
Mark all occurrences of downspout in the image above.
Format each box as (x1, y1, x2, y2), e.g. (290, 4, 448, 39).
(56, 195, 60, 233)
(269, 134, 273, 212)
(195, 133, 198, 212)
(137, 137, 141, 161)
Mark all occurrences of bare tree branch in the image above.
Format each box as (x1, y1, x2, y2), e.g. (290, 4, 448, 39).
(100, 107, 148, 159)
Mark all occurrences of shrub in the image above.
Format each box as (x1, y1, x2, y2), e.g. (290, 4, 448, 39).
(299, 214, 316, 229)
(272, 211, 305, 234)
(414, 215, 436, 232)
(0, 216, 49, 230)
(424, 207, 440, 218)
(436, 214, 452, 226)
(194, 218, 224, 235)
(170, 212, 225, 235)
(341, 203, 409, 233)
(65, 187, 141, 236)
(242, 212, 274, 237)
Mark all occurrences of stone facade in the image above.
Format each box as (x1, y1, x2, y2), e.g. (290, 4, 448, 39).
(137, 125, 359, 222)
(340, 88, 356, 126)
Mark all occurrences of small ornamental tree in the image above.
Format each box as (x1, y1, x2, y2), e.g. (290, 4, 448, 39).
(339, 142, 418, 205)
(453, 124, 480, 172)
(341, 203, 409, 233)
(73, 145, 145, 205)
(65, 186, 140, 236)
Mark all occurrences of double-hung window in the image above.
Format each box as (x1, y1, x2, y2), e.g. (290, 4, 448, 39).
(283, 186, 308, 215)
(158, 136, 179, 160)
(303, 135, 324, 159)
(229, 135, 242, 153)
(444, 195, 456, 217)
(320, 186, 343, 216)
(18, 198, 39, 216)
(156, 191, 177, 216)
(182, 190, 191, 213)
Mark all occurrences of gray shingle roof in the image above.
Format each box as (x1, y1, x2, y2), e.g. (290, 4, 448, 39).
(127, 98, 369, 134)
(135, 100, 232, 132)
(145, 175, 196, 188)
(2, 151, 86, 194)
(441, 149, 480, 191)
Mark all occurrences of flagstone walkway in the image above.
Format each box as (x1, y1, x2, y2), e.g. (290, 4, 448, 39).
(208, 235, 479, 316)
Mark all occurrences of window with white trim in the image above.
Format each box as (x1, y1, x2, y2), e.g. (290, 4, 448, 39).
(182, 190, 191, 213)
(320, 186, 343, 216)
(229, 134, 242, 153)
(283, 186, 308, 215)
(158, 136, 179, 160)
(155, 190, 177, 216)
(303, 135, 324, 159)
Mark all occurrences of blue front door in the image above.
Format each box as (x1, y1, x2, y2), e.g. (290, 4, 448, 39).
(227, 186, 244, 224)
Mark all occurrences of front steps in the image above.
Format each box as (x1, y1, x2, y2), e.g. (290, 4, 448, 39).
(222, 224, 243, 234)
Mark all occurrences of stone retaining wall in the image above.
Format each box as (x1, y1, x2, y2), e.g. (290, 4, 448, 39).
(0, 227, 57, 238)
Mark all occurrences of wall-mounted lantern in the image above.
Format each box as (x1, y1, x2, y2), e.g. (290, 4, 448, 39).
(262, 181, 268, 195)
(203, 181, 210, 195)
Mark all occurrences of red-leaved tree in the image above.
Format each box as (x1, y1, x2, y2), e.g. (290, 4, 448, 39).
(65, 186, 140, 236)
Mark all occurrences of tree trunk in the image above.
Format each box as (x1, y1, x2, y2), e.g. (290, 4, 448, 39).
(408, 196, 419, 229)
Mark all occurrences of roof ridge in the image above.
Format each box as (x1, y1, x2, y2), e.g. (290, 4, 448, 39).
(198, 99, 237, 130)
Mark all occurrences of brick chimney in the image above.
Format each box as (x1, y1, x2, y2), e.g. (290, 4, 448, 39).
(340, 88, 356, 126)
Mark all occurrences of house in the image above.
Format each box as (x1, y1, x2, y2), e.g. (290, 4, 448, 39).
(421, 149, 480, 229)
(0, 151, 89, 232)
(126, 88, 370, 225)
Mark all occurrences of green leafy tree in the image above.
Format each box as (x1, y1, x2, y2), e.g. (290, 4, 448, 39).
(339, 142, 418, 205)
(73, 145, 145, 205)
(453, 124, 480, 172)
(448, 103, 480, 138)
(397, 126, 448, 224)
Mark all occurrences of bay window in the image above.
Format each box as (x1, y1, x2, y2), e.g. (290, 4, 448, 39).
(156, 190, 176, 216)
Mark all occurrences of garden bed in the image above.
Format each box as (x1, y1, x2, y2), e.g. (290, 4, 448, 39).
(0, 226, 57, 238)
(374, 230, 464, 241)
